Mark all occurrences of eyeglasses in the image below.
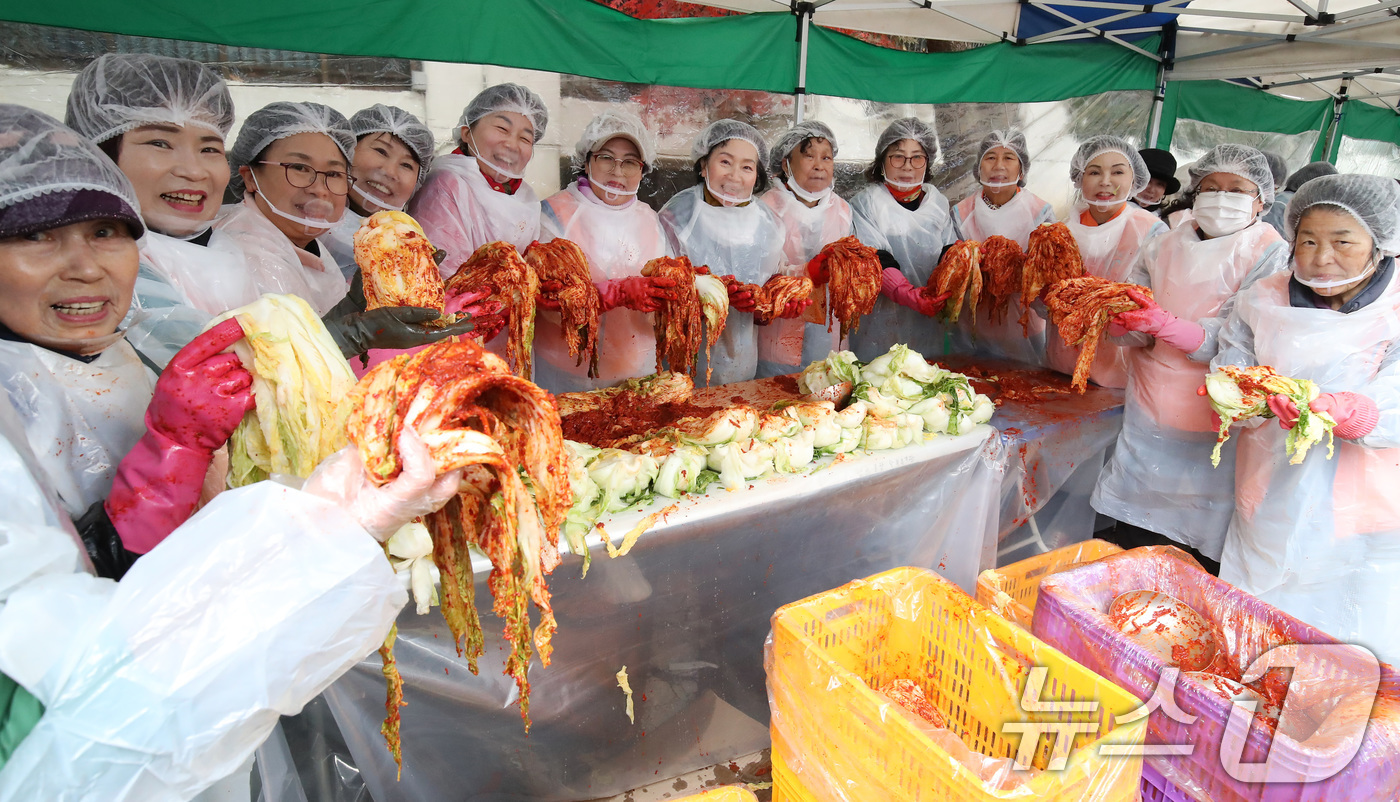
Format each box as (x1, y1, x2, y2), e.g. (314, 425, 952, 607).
(1197, 187, 1259, 199)
(885, 153, 928, 169)
(258, 161, 355, 195)
(591, 153, 644, 177)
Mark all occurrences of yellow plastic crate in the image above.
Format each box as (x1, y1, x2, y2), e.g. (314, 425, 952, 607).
(976, 540, 1123, 628)
(767, 566, 1145, 802)
(680, 786, 759, 801)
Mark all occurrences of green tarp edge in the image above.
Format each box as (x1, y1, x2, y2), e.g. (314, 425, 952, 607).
(806, 28, 1159, 104)
(0, 0, 797, 94)
(1339, 100, 1400, 150)
(1155, 80, 1332, 151)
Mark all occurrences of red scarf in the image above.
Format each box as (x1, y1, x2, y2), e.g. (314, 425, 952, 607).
(885, 182, 924, 204)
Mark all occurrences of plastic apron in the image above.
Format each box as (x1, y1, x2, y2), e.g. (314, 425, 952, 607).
(321, 210, 364, 280)
(212, 199, 349, 316)
(123, 263, 213, 371)
(1219, 269, 1400, 664)
(1046, 204, 1165, 388)
(756, 185, 854, 377)
(535, 182, 667, 393)
(1092, 221, 1284, 558)
(140, 230, 260, 315)
(408, 154, 541, 278)
(951, 190, 1056, 365)
(658, 185, 785, 387)
(0, 339, 153, 518)
(848, 183, 958, 362)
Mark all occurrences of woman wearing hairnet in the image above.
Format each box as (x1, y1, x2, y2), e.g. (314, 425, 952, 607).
(756, 120, 854, 377)
(63, 53, 259, 368)
(848, 117, 958, 362)
(219, 101, 471, 360)
(659, 118, 792, 386)
(1212, 174, 1400, 664)
(1044, 136, 1167, 388)
(535, 111, 672, 393)
(322, 103, 436, 276)
(951, 129, 1055, 364)
(1092, 145, 1288, 573)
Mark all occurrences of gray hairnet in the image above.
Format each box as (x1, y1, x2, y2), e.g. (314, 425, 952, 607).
(690, 118, 769, 168)
(1285, 173, 1400, 255)
(1285, 160, 1339, 193)
(768, 120, 838, 177)
(1069, 135, 1150, 198)
(1261, 151, 1288, 190)
(1187, 143, 1276, 206)
(226, 101, 355, 197)
(457, 83, 548, 144)
(573, 109, 657, 173)
(64, 53, 234, 146)
(975, 128, 1030, 186)
(0, 104, 142, 231)
(874, 116, 940, 168)
(350, 104, 434, 185)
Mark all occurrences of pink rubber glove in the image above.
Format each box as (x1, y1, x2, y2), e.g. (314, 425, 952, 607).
(106, 319, 255, 553)
(1268, 394, 1301, 429)
(537, 279, 563, 311)
(1107, 319, 1131, 337)
(446, 286, 507, 341)
(302, 428, 463, 542)
(598, 276, 679, 313)
(1113, 287, 1206, 353)
(1311, 392, 1380, 439)
(881, 268, 948, 317)
(722, 276, 759, 313)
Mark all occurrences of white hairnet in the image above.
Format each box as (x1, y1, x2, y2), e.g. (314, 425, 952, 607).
(1187, 143, 1276, 206)
(1285, 160, 1339, 193)
(1069, 135, 1150, 198)
(0, 104, 141, 230)
(227, 101, 355, 197)
(690, 118, 769, 167)
(768, 120, 838, 177)
(572, 110, 657, 172)
(975, 128, 1030, 186)
(1285, 173, 1400, 255)
(1261, 151, 1288, 190)
(457, 83, 548, 144)
(349, 104, 434, 184)
(64, 53, 234, 145)
(875, 116, 940, 168)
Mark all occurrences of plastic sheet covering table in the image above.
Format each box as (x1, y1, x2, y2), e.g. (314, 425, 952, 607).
(311, 413, 1000, 802)
(939, 357, 1125, 565)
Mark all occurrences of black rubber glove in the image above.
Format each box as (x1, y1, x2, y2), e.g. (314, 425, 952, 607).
(77, 501, 140, 581)
(323, 306, 476, 358)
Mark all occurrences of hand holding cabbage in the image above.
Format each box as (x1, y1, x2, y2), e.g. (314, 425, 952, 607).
(1204, 365, 1336, 466)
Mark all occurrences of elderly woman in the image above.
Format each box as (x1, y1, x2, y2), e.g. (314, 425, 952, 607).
(1091, 145, 1287, 573)
(659, 119, 796, 386)
(1044, 136, 1167, 388)
(849, 116, 957, 361)
(323, 103, 436, 275)
(535, 110, 672, 392)
(757, 120, 854, 377)
(1212, 174, 1400, 664)
(951, 128, 1055, 364)
(63, 53, 259, 367)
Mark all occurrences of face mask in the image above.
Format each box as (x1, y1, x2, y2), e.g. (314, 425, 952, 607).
(1194, 191, 1256, 238)
(1293, 251, 1380, 289)
(586, 171, 639, 203)
(884, 177, 924, 191)
(704, 177, 752, 206)
(786, 173, 831, 203)
(980, 176, 1018, 189)
(1085, 197, 1127, 213)
(350, 182, 406, 212)
(466, 129, 526, 181)
(250, 171, 340, 238)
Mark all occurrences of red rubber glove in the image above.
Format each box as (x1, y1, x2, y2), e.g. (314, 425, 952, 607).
(779, 298, 812, 319)
(106, 319, 255, 553)
(723, 276, 758, 313)
(1268, 394, 1300, 430)
(881, 268, 948, 317)
(806, 252, 831, 285)
(1113, 287, 1206, 354)
(597, 276, 679, 313)
(1311, 392, 1380, 439)
(538, 279, 563, 311)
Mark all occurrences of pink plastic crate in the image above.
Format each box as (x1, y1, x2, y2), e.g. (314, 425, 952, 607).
(1031, 547, 1400, 801)
(1140, 760, 1197, 802)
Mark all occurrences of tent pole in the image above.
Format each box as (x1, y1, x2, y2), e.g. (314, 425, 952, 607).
(793, 2, 813, 124)
(1147, 21, 1176, 148)
(1321, 76, 1351, 162)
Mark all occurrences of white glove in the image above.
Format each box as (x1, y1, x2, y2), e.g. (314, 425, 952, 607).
(303, 428, 462, 542)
